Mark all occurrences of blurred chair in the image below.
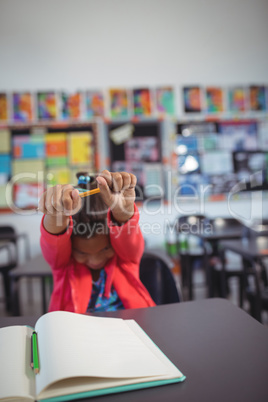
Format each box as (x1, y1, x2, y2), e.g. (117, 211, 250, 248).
(175, 214, 207, 300)
(242, 222, 268, 321)
(208, 217, 245, 304)
(217, 219, 268, 307)
(244, 255, 268, 322)
(9, 254, 52, 316)
(139, 249, 182, 305)
(0, 242, 17, 311)
(0, 225, 30, 264)
(0, 225, 30, 311)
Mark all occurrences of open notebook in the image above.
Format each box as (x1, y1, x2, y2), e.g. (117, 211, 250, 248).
(0, 311, 185, 402)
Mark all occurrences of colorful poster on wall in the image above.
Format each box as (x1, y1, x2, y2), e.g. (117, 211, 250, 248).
(109, 88, 129, 119)
(249, 85, 266, 111)
(133, 88, 152, 117)
(13, 135, 45, 159)
(46, 167, 71, 186)
(12, 159, 45, 182)
(218, 120, 258, 151)
(124, 137, 159, 162)
(0, 129, 11, 153)
(45, 133, 68, 167)
(61, 92, 82, 120)
(183, 86, 202, 113)
(85, 90, 105, 119)
(68, 131, 94, 167)
(228, 87, 247, 112)
(156, 87, 175, 116)
(37, 92, 58, 120)
(13, 182, 44, 208)
(0, 154, 11, 185)
(12, 92, 33, 122)
(0, 155, 11, 175)
(205, 87, 224, 113)
(0, 93, 8, 122)
(0, 184, 9, 207)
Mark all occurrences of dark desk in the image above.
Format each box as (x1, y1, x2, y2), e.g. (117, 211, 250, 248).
(8, 254, 52, 315)
(197, 225, 243, 242)
(220, 236, 268, 260)
(220, 237, 268, 320)
(1, 299, 268, 402)
(195, 222, 243, 297)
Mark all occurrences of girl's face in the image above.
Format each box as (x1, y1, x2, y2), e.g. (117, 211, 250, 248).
(72, 234, 115, 271)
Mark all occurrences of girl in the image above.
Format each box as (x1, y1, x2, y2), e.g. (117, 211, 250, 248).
(39, 170, 156, 313)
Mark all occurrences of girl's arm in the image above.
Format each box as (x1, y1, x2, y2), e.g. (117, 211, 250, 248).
(40, 215, 73, 269)
(96, 170, 143, 264)
(38, 184, 82, 268)
(38, 184, 81, 234)
(96, 170, 136, 225)
(107, 204, 144, 264)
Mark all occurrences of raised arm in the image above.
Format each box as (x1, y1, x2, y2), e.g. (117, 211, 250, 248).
(107, 204, 145, 264)
(96, 170, 144, 264)
(38, 184, 82, 234)
(96, 170, 136, 225)
(38, 184, 82, 268)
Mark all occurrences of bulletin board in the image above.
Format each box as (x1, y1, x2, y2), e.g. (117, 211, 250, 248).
(107, 121, 164, 201)
(0, 123, 98, 211)
(174, 119, 268, 199)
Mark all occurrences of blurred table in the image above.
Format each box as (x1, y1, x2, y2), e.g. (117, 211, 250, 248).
(220, 236, 268, 260)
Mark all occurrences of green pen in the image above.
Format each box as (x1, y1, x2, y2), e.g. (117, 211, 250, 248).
(32, 331, 40, 374)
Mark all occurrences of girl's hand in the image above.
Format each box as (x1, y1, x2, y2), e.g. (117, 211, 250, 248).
(38, 184, 82, 217)
(96, 170, 137, 224)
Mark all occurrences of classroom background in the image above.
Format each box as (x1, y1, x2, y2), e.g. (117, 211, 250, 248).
(0, 0, 268, 319)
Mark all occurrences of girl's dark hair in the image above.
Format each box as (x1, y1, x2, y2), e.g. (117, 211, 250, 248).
(72, 173, 109, 239)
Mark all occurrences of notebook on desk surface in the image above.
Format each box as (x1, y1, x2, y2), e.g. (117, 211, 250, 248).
(0, 311, 185, 402)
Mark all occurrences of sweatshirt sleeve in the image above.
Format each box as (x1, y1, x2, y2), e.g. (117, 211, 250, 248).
(107, 204, 144, 264)
(40, 215, 73, 270)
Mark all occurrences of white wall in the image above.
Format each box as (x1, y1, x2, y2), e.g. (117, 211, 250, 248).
(0, 0, 268, 113)
(0, 0, 268, 255)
